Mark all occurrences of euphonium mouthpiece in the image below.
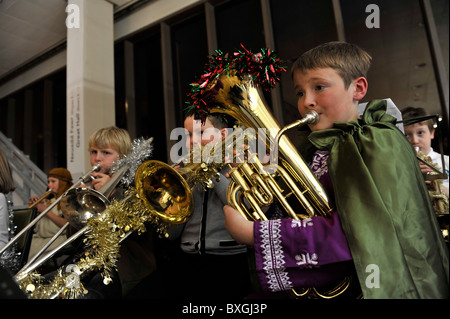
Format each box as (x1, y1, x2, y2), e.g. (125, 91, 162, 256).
(275, 110, 319, 146)
(302, 110, 319, 125)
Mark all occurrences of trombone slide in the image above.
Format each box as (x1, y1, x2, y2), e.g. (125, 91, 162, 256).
(0, 164, 101, 256)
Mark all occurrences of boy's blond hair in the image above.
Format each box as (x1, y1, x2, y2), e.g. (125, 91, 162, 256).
(88, 126, 132, 157)
(291, 41, 372, 88)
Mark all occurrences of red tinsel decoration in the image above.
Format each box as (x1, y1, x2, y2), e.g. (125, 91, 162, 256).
(185, 44, 286, 123)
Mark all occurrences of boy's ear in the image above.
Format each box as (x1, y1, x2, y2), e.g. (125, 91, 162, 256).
(220, 127, 228, 139)
(430, 128, 435, 140)
(353, 77, 368, 102)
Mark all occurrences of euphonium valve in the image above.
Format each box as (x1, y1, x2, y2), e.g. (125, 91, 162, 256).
(207, 71, 332, 220)
(227, 110, 323, 221)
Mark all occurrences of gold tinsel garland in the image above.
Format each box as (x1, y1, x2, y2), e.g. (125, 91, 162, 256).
(17, 187, 167, 299)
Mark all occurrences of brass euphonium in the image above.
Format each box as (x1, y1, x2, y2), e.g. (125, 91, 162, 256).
(202, 72, 356, 299)
(208, 72, 333, 220)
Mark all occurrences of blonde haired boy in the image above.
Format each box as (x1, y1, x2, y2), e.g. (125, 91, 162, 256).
(88, 126, 132, 190)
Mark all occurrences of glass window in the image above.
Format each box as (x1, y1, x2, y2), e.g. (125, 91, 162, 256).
(114, 42, 126, 130)
(269, 0, 338, 125)
(215, 0, 265, 53)
(26, 82, 44, 169)
(0, 69, 67, 170)
(131, 31, 167, 161)
(341, 0, 441, 117)
(171, 11, 209, 128)
(430, 0, 449, 82)
(6, 92, 25, 151)
(51, 70, 67, 168)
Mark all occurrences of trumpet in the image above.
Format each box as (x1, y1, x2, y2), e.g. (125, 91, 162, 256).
(27, 190, 54, 209)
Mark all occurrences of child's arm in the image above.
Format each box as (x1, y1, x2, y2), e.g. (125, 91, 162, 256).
(90, 172, 111, 190)
(223, 205, 254, 246)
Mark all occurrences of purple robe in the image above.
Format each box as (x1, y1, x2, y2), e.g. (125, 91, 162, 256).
(253, 151, 353, 292)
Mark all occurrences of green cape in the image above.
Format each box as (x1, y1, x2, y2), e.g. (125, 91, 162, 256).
(303, 100, 449, 299)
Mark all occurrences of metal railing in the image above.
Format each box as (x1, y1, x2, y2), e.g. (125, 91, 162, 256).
(0, 131, 47, 207)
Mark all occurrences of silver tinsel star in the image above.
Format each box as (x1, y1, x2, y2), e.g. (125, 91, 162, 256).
(112, 137, 154, 186)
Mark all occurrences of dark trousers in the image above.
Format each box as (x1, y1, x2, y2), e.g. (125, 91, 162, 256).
(125, 250, 252, 300)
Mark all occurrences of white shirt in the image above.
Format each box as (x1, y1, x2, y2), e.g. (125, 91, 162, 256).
(426, 148, 449, 189)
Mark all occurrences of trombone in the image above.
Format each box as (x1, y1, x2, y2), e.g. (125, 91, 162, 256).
(14, 164, 129, 280)
(0, 164, 101, 259)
